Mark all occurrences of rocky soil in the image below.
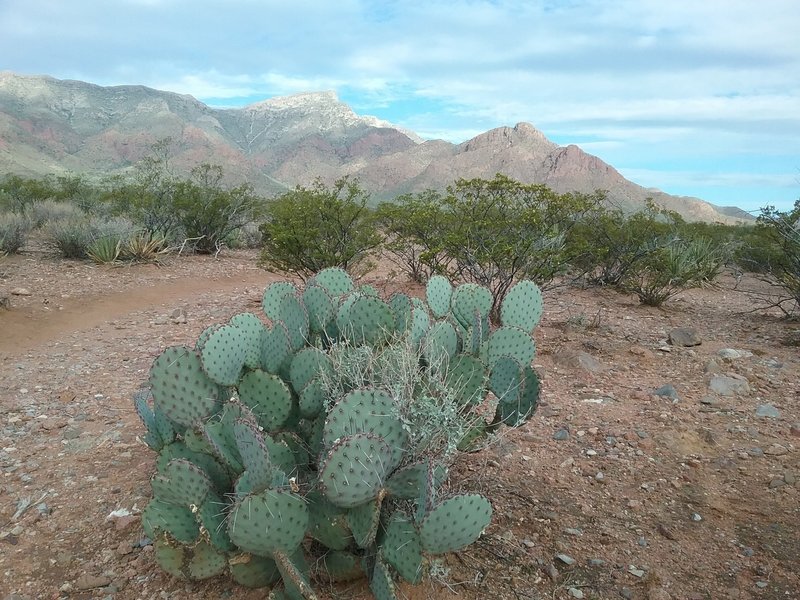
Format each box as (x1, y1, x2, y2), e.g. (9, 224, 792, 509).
(0, 250, 798, 600)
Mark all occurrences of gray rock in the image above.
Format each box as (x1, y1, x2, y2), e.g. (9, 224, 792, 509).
(556, 553, 576, 565)
(668, 327, 702, 347)
(628, 566, 646, 577)
(708, 374, 750, 396)
(588, 558, 606, 567)
(553, 429, 570, 441)
(170, 308, 188, 324)
(764, 444, 788, 456)
(74, 574, 111, 591)
(784, 472, 796, 485)
(747, 447, 764, 458)
(755, 404, 780, 419)
(564, 528, 583, 536)
(10, 288, 32, 296)
(620, 588, 634, 599)
(769, 478, 785, 489)
(568, 588, 584, 599)
(653, 384, 679, 400)
(718, 348, 752, 359)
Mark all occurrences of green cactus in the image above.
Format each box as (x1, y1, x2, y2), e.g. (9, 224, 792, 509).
(418, 493, 492, 554)
(319, 433, 394, 508)
(425, 274, 452, 318)
(500, 279, 543, 333)
(150, 346, 221, 428)
(135, 271, 545, 599)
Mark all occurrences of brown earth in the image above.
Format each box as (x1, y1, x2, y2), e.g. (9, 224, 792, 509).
(0, 250, 798, 600)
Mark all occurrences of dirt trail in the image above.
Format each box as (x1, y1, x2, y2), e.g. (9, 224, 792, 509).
(0, 270, 272, 355)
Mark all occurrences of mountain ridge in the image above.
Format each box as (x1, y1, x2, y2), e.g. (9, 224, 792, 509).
(0, 72, 749, 223)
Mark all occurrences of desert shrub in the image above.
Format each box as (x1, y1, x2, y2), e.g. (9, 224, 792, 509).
(569, 203, 678, 286)
(376, 190, 453, 283)
(171, 164, 263, 254)
(623, 236, 728, 306)
(735, 200, 800, 315)
(0, 213, 31, 254)
(87, 236, 122, 264)
(46, 217, 95, 258)
(134, 269, 544, 595)
(25, 199, 84, 229)
(259, 177, 383, 278)
(437, 175, 601, 320)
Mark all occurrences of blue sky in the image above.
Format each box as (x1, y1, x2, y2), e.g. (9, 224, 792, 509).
(1, 0, 798, 212)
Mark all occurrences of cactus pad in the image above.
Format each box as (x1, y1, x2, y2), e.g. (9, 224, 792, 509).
(346, 494, 384, 548)
(142, 498, 199, 544)
(388, 292, 412, 334)
(341, 295, 395, 346)
(290, 347, 332, 392)
(319, 433, 393, 508)
(489, 355, 524, 405)
(452, 283, 492, 330)
(261, 322, 292, 375)
(298, 377, 325, 419)
(149, 346, 220, 428)
(187, 540, 228, 580)
(306, 490, 353, 550)
(311, 267, 354, 298)
(199, 324, 248, 386)
(197, 490, 234, 551)
(230, 554, 281, 588)
(483, 325, 536, 367)
(151, 458, 212, 506)
(500, 280, 543, 333)
(385, 460, 447, 500)
(445, 354, 486, 408)
(302, 284, 335, 334)
(381, 513, 425, 584)
(318, 550, 364, 583)
(423, 320, 459, 368)
(370, 557, 398, 600)
(262, 281, 297, 321)
(229, 312, 267, 370)
(418, 493, 492, 554)
(278, 293, 310, 351)
(156, 441, 230, 492)
(409, 303, 430, 347)
(134, 390, 175, 451)
(323, 388, 406, 468)
(233, 418, 274, 491)
(238, 369, 293, 431)
(228, 489, 309, 555)
(495, 365, 540, 427)
(425, 275, 452, 318)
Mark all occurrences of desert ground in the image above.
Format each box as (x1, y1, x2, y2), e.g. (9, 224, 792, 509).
(0, 249, 798, 600)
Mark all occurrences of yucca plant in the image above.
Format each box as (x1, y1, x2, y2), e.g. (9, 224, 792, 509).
(123, 231, 171, 262)
(87, 235, 123, 264)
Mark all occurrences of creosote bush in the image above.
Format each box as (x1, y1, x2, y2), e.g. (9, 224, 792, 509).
(134, 268, 544, 598)
(0, 213, 31, 254)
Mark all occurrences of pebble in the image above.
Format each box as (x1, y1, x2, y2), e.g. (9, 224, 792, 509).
(620, 588, 634, 599)
(691, 513, 703, 522)
(74, 574, 112, 591)
(568, 588, 584, 599)
(556, 553, 576, 565)
(588, 558, 606, 567)
(564, 528, 583, 536)
(553, 429, 570, 441)
(628, 566, 646, 577)
(10, 287, 32, 296)
(668, 327, 701, 347)
(755, 581, 768, 589)
(764, 444, 788, 456)
(653, 384, 679, 400)
(708, 374, 750, 396)
(755, 404, 780, 419)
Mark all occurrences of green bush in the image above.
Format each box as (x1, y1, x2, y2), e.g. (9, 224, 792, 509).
(0, 213, 31, 254)
(438, 175, 600, 320)
(376, 190, 452, 283)
(25, 199, 84, 229)
(46, 217, 95, 258)
(259, 177, 383, 279)
(134, 269, 544, 596)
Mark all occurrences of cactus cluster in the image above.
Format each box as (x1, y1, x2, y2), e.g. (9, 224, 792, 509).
(135, 268, 544, 599)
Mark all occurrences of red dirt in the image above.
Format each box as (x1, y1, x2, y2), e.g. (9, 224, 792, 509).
(0, 250, 798, 600)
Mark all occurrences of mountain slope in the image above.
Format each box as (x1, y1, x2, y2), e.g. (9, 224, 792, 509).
(0, 72, 748, 223)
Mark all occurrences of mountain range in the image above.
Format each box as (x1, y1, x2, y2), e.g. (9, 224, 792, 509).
(0, 72, 751, 223)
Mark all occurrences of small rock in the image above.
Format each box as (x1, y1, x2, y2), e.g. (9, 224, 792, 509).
(521, 539, 536, 548)
(755, 404, 780, 419)
(628, 565, 646, 578)
(718, 348, 752, 359)
(789, 423, 800, 437)
(564, 528, 583, 536)
(742, 547, 755, 557)
(546, 563, 559, 582)
(10, 287, 32, 296)
(653, 384, 679, 400)
(74, 574, 112, 591)
(620, 588, 634, 599)
(764, 444, 788, 456)
(755, 581, 768, 589)
(704, 360, 721, 374)
(657, 523, 677, 540)
(708, 374, 750, 396)
(568, 588, 584, 599)
(556, 553, 576, 565)
(691, 513, 703, 522)
(637, 536, 648, 547)
(747, 447, 764, 458)
(170, 308, 188, 324)
(553, 429, 570, 441)
(769, 478, 785, 489)
(784, 472, 796, 485)
(554, 350, 604, 373)
(588, 558, 606, 567)
(668, 327, 701, 347)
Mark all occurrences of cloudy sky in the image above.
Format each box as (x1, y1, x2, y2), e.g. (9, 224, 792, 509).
(1, 0, 798, 211)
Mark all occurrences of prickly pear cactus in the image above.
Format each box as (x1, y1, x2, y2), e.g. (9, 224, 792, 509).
(133, 267, 545, 597)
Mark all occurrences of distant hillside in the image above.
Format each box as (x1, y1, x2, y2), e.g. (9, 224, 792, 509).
(0, 71, 751, 223)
